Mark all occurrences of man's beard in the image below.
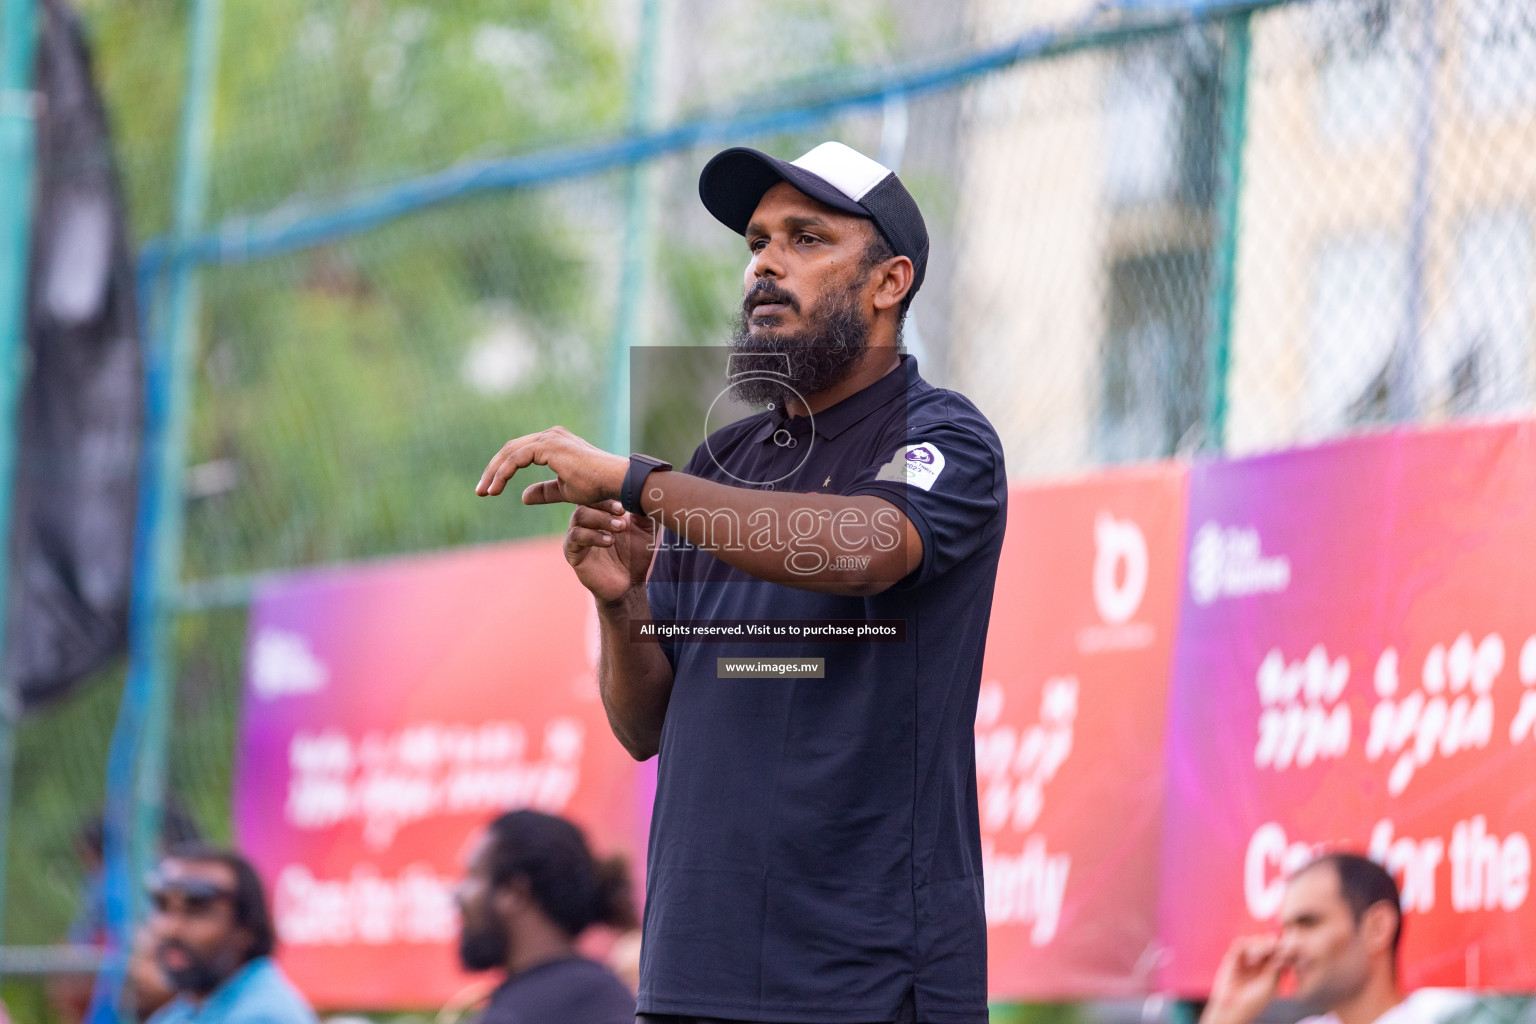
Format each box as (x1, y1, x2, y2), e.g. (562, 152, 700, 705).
(156, 941, 239, 997)
(458, 915, 510, 972)
(728, 279, 870, 409)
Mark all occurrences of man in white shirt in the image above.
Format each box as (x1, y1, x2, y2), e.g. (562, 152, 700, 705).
(1201, 852, 1440, 1024)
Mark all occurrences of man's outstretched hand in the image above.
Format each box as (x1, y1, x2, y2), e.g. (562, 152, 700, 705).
(477, 428, 656, 603)
(476, 426, 629, 508)
(1201, 935, 1287, 1024)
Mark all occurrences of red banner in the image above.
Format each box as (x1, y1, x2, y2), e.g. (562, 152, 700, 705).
(979, 465, 1188, 999)
(234, 540, 645, 1009)
(1159, 420, 1536, 993)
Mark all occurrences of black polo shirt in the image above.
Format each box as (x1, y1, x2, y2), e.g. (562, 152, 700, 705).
(637, 355, 1007, 1024)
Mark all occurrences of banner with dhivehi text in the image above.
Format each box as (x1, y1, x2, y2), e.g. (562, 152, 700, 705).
(1159, 420, 1536, 993)
(234, 540, 645, 1009)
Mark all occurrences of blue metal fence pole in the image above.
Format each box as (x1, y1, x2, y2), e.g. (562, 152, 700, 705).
(90, 0, 223, 1018)
(129, 0, 222, 890)
(0, 0, 39, 942)
(142, 0, 1298, 271)
(1201, 10, 1252, 454)
(606, 0, 664, 456)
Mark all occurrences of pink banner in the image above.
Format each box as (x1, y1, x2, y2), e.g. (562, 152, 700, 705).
(234, 540, 645, 1009)
(980, 466, 1187, 999)
(1159, 419, 1536, 993)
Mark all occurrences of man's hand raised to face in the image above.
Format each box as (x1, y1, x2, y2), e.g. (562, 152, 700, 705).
(1202, 935, 1287, 1024)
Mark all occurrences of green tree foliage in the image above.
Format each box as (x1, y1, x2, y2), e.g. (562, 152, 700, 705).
(163, 0, 631, 574)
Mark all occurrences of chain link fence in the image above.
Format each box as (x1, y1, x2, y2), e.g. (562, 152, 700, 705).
(951, 0, 1536, 472)
(8, 0, 1536, 1019)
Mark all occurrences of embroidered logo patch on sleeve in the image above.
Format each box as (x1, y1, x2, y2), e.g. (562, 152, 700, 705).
(875, 442, 947, 491)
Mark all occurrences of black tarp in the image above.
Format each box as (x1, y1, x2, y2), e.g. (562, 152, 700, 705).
(5, 0, 140, 709)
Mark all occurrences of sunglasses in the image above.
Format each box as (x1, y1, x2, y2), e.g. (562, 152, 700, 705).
(145, 873, 236, 916)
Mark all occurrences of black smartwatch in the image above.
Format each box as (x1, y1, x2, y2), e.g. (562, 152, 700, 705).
(621, 453, 671, 515)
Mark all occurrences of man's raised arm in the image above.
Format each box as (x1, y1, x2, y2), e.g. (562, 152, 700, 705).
(633, 471, 922, 596)
(477, 427, 923, 598)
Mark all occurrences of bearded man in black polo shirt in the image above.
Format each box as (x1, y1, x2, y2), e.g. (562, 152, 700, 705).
(477, 142, 1008, 1024)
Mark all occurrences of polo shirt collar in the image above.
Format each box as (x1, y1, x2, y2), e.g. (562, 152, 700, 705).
(749, 353, 917, 444)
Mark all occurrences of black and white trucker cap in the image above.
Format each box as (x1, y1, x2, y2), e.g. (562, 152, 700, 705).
(698, 141, 930, 299)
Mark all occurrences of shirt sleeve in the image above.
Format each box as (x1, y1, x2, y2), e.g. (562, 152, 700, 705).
(848, 413, 1005, 589)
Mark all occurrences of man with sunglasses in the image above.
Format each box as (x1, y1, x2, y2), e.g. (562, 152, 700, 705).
(144, 844, 316, 1024)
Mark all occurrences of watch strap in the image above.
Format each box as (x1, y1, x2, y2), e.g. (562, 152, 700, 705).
(621, 454, 671, 515)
